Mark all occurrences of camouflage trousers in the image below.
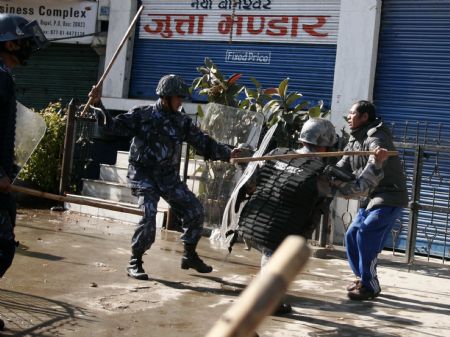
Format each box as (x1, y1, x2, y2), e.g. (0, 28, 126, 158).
(0, 195, 16, 277)
(130, 172, 204, 255)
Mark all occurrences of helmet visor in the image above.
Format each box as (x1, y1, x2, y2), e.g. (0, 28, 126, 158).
(22, 20, 48, 51)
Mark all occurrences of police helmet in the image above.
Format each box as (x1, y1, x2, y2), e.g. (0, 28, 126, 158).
(156, 74, 190, 98)
(0, 14, 48, 51)
(299, 118, 337, 147)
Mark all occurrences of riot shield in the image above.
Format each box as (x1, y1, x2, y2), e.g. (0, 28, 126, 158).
(13, 101, 47, 181)
(219, 123, 278, 249)
(194, 103, 264, 237)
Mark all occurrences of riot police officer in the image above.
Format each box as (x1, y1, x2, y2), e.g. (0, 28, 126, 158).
(234, 118, 391, 313)
(234, 118, 337, 314)
(0, 14, 47, 330)
(89, 75, 240, 280)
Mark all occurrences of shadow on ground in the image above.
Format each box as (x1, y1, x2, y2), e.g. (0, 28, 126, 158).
(0, 289, 94, 336)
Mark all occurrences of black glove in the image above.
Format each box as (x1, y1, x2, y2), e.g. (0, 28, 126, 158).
(323, 165, 355, 182)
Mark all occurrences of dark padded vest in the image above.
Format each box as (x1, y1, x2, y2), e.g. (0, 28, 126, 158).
(0, 62, 17, 208)
(0, 64, 16, 179)
(238, 148, 325, 251)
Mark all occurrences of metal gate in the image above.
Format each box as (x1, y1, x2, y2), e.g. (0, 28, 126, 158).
(391, 121, 450, 263)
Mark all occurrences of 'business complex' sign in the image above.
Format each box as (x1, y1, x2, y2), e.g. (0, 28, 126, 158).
(0, 0, 98, 44)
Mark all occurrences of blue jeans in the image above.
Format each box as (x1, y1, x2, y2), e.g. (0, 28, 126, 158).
(345, 206, 402, 293)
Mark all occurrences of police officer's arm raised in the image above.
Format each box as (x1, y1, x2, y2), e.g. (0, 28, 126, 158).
(88, 85, 142, 137)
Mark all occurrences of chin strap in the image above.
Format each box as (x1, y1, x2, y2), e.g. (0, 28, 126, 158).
(9, 39, 34, 65)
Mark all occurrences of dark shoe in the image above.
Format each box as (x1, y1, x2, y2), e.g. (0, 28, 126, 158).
(0, 317, 4, 331)
(127, 257, 149, 280)
(347, 285, 380, 301)
(273, 303, 292, 315)
(181, 243, 213, 273)
(346, 279, 361, 292)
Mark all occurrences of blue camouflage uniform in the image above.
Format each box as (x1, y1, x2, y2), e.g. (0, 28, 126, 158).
(100, 99, 231, 255)
(0, 60, 17, 277)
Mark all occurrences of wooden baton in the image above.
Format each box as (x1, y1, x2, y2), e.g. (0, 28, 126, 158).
(10, 185, 143, 215)
(230, 150, 399, 164)
(204, 236, 310, 337)
(80, 5, 144, 117)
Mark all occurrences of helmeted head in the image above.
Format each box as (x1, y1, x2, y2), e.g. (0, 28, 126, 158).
(156, 74, 190, 113)
(0, 14, 48, 65)
(156, 74, 190, 98)
(299, 118, 337, 148)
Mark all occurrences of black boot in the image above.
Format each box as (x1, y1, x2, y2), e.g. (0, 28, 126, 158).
(273, 302, 292, 315)
(181, 243, 213, 273)
(126, 255, 148, 280)
(0, 317, 4, 331)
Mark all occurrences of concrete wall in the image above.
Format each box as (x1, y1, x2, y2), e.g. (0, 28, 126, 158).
(101, 0, 137, 99)
(330, 0, 382, 134)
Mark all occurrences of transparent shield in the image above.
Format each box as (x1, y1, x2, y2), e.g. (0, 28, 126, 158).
(201, 103, 263, 148)
(196, 103, 264, 234)
(14, 101, 47, 181)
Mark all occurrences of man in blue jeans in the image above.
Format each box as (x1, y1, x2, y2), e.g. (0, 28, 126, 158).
(333, 100, 408, 300)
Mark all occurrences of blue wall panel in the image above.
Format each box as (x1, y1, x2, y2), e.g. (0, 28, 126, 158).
(129, 39, 336, 108)
(374, 0, 450, 259)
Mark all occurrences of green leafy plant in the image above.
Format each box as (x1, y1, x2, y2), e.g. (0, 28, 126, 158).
(18, 102, 66, 193)
(248, 77, 330, 148)
(192, 57, 244, 108)
(239, 77, 273, 115)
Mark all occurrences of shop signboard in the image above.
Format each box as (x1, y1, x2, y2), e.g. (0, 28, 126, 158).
(0, 0, 98, 44)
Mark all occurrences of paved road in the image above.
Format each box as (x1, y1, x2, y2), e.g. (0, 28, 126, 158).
(0, 209, 448, 336)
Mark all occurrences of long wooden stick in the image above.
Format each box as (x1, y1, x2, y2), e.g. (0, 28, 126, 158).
(230, 150, 399, 164)
(80, 5, 144, 116)
(11, 185, 143, 215)
(204, 236, 310, 337)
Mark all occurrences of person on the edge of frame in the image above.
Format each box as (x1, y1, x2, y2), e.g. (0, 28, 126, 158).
(333, 100, 408, 301)
(0, 14, 48, 330)
(88, 74, 241, 280)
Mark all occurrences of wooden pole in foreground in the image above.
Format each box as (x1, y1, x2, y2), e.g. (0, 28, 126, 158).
(230, 150, 399, 164)
(80, 5, 144, 116)
(11, 185, 143, 216)
(204, 236, 310, 337)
